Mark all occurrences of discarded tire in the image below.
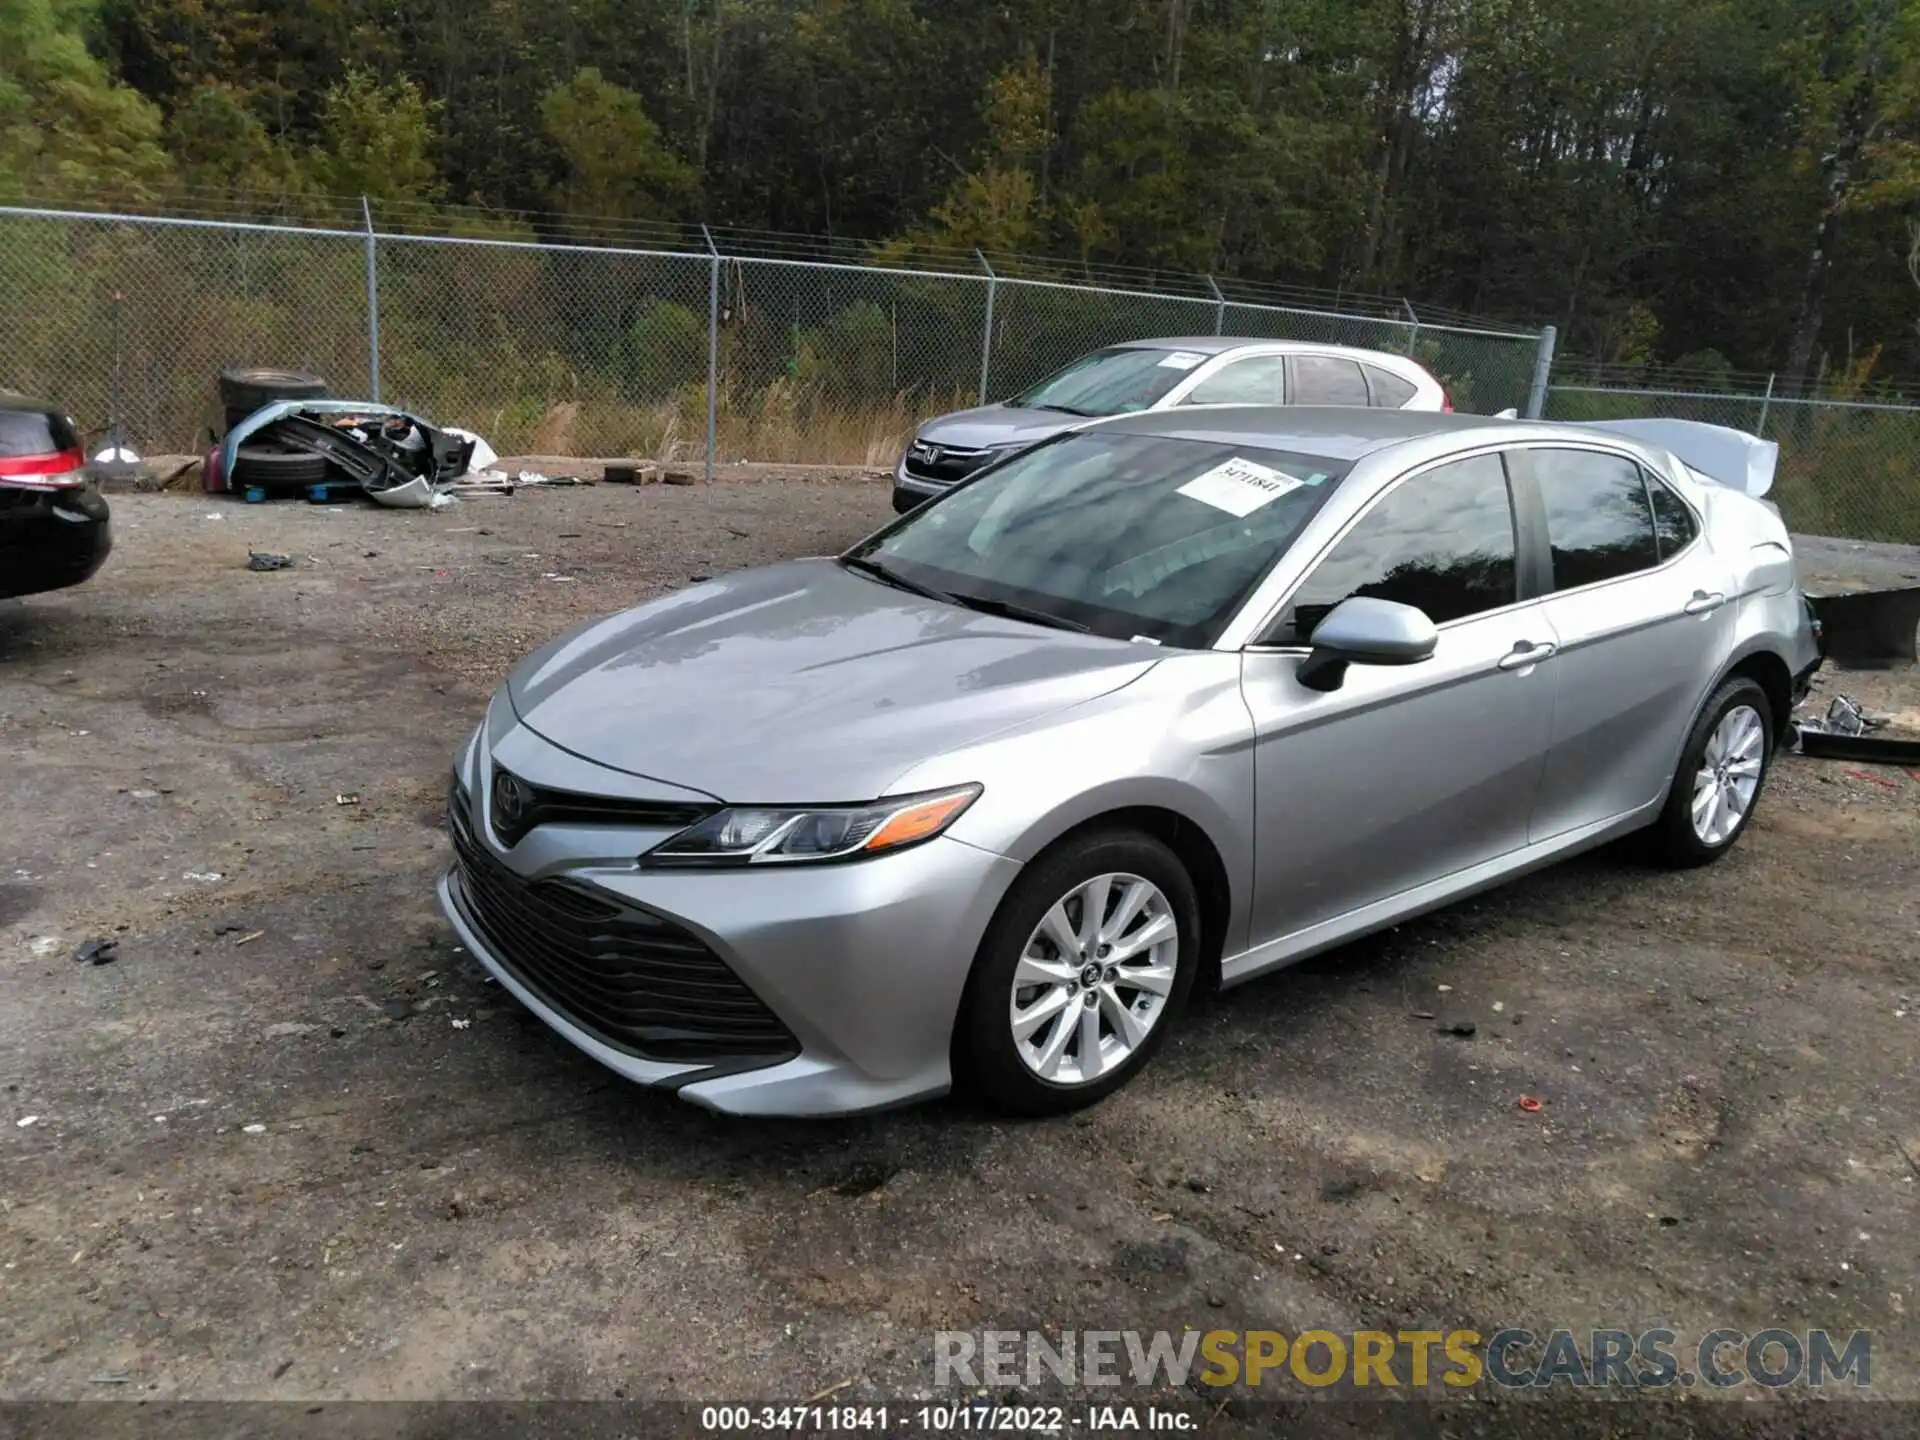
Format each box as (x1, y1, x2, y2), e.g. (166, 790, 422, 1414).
(229, 445, 331, 487)
(218, 367, 328, 427)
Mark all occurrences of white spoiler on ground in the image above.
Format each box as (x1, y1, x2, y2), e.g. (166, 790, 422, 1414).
(1569, 418, 1778, 498)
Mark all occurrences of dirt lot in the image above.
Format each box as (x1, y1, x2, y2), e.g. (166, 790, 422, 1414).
(2, 480, 1917, 1427)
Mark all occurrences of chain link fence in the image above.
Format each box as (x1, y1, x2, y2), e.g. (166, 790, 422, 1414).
(1546, 384, 1920, 545)
(0, 204, 1546, 476)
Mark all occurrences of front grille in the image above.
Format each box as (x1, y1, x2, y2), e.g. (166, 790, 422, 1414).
(448, 795, 797, 1064)
(489, 765, 714, 847)
(903, 443, 994, 485)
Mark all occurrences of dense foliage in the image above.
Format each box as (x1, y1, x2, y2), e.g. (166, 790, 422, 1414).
(4, 0, 1920, 390)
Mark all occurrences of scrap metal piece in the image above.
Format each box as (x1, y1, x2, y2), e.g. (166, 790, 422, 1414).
(1806, 586, 1920, 669)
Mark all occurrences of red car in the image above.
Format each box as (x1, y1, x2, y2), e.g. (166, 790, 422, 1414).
(0, 394, 112, 600)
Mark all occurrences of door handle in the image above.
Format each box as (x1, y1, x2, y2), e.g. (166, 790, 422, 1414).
(1683, 590, 1727, 615)
(1497, 640, 1557, 671)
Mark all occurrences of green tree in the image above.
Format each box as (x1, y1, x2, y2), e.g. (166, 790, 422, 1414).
(0, 0, 171, 202)
(309, 68, 441, 202)
(540, 66, 695, 221)
(164, 84, 294, 191)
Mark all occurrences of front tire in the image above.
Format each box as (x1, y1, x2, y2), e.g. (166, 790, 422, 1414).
(1648, 676, 1774, 868)
(956, 830, 1200, 1114)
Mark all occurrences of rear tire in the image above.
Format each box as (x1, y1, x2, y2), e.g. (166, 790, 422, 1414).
(956, 830, 1200, 1114)
(1647, 676, 1774, 868)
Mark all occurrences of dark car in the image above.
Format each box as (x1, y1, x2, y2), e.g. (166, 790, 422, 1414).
(0, 394, 112, 600)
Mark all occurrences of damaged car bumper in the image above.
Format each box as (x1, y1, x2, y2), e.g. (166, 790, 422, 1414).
(215, 400, 476, 499)
(0, 481, 111, 600)
(437, 706, 1021, 1117)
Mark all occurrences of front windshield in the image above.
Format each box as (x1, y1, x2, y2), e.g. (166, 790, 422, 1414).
(1010, 347, 1209, 416)
(846, 431, 1351, 647)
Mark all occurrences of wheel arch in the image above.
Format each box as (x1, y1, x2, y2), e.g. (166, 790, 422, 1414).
(1723, 646, 1793, 740)
(1004, 802, 1236, 993)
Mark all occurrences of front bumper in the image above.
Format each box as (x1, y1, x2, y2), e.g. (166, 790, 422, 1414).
(890, 459, 950, 514)
(0, 484, 111, 599)
(439, 722, 1022, 1117)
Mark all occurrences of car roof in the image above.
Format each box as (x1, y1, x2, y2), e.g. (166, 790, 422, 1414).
(1106, 336, 1428, 366)
(0, 391, 60, 416)
(1090, 404, 1516, 459)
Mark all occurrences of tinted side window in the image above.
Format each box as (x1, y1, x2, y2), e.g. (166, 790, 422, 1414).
(1647, 477, 1698, 558)
(1185, 355, 1287, 405)
(1290, 356, 1370, 406)
(1272, 453, 1517, 644)
(1533, 449, 1660, 590)
(1365, 366, 1417, 408)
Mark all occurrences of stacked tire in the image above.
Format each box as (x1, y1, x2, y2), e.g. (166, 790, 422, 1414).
(221, 367, 331, 492)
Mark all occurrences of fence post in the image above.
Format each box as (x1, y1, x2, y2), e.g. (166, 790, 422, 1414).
(360, 196, 381, 403)
(1206, 274, 1226, 336)
(1402, 298, 1420, 357)
(1525, 324, 1557, 419)
(976, 249, 997, 406)
(702, 224, 720, 485)
(1756, 371, 1776, 437)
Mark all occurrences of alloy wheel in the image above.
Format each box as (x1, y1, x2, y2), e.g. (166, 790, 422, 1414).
(1691, 703, 1765, 846)
(1008, 872, 1179, 1086)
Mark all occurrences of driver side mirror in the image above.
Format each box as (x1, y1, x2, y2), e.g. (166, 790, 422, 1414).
(1296, 597, 1438, 692)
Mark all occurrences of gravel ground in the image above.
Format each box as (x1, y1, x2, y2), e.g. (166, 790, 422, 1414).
(2, 481, 1916, 1431)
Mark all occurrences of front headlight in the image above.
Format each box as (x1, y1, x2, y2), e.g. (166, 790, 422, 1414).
(643, 784, 982, 867)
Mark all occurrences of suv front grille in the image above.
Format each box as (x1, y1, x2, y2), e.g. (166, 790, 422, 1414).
(448, 794, 797, 1064)
(902, 442, 994, 485)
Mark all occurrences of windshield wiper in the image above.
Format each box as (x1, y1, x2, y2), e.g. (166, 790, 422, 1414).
(949, 593, 1090, 633)
(1028, 402, 1096, 416)
(840, 555, 954, 603)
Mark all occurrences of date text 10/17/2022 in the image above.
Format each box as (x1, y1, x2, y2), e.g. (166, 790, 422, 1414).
(699, 1405, 1192, 1432)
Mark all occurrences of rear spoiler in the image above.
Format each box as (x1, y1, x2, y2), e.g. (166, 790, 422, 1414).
(1569, 418, 1777, 498)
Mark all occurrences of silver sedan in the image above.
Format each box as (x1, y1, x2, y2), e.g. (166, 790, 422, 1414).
(440, 408, 1822, 1116)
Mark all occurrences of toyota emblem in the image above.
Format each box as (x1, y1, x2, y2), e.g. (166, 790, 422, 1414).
(492, 770, 531, 831)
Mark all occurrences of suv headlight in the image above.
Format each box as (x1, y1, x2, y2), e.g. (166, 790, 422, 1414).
(643, 784, 981, 866)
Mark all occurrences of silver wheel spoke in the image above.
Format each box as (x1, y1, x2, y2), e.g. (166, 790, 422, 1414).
(1015, 953, 1078, 988)
(1032, 1007, 1076, 1078)
(1012, 986, 1073, 1040)
(1101, 988, 1147, 1049)
(1691, 778, 1718, 821)
(1100, 880, 1152, 944)
(1120, 961, 1177, 997)
(1726, 757, 1763, 780)
(1076, 1002, 1104, 1080)
(1109, 911, 1176, 962)
(1076, 876, 1111, 947)
(1038, 903, 1080, 960)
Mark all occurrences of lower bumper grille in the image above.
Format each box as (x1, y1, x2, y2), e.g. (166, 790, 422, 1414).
(448, 794, 797, 1064)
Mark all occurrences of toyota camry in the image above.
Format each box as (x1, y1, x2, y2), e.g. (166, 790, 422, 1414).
(440, 407, 1821, 1117)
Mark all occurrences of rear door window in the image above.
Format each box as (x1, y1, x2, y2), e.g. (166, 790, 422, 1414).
(1289, 355, 1371, 406)
(0, 408, 79, 457)
(1647, 478, 1698, 559)
(1364, 366, 1418, 408)
(1183, 354, 1287, 405)
(1532, 449, 1661, 590)
(1269, 453, 1518, 644)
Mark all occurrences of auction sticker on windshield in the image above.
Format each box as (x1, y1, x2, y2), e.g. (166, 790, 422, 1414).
(1157, 351, 1208, 370)
(1176, 456, 1307, 517)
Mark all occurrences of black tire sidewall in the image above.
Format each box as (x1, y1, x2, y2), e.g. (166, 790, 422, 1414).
(959, 830, 1201, 1114)
(230, 446, 331, 485)
(1656, 677, 1774, 865)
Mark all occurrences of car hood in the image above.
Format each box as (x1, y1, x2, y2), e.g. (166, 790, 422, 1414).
(506, 559, 1158, 801)
(916, 404, 1085, 451)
